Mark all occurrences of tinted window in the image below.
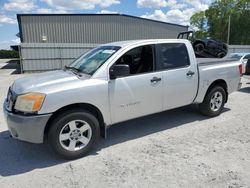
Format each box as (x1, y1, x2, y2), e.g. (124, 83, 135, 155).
(156, 43, 190, 70)
(115, 45, 154, 75)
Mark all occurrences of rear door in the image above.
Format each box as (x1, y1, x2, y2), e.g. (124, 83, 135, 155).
(109, 44, 163, 124)
(155, 43, 198, 110)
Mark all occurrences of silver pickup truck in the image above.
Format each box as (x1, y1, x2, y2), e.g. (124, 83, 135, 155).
(3, 39, 242, 159)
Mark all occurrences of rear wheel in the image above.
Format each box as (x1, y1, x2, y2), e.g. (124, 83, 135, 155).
(199, 86, 226, 117)
(48, 109, 100, 160)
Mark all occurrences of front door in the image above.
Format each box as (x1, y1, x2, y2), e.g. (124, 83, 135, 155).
(109, 45, 163, 124)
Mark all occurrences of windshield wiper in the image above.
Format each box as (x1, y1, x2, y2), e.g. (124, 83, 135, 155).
(64, 66, 91, 76)
(64, 66, 83, 77)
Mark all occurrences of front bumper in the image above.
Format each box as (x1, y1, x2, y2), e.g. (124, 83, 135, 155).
(3, 100, 52, 144)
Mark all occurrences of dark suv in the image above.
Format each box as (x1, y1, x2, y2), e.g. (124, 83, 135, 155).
(177, 31, 228, 58)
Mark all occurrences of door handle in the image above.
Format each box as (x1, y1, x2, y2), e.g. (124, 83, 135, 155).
(186, 71, 195, 77)
(151, 77, 161, 83)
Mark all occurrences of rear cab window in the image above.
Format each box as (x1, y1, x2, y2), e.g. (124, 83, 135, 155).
(155, 43, 190, 71)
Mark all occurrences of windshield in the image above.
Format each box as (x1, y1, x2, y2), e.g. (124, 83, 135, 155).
(69, 46, 121, 75)
(229, 54, 244, 60)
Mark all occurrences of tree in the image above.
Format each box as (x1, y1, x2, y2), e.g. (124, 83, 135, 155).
(190, 0, 250, 44)
(190, 11, 207, 38)
(205, 0, 236, 43)
(229, 1, 250, 44)
(0, 50, 19, 59)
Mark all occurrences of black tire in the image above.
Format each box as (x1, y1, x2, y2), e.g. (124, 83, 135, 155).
(217, 52, 226, 58)
(194, 43, 205, 53)
(48, 109, 100, 160)
(199, 86, 226, 117)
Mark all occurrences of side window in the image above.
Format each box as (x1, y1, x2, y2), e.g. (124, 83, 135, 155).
(156, 43, 190, 70)
(115, 45, 154, 75)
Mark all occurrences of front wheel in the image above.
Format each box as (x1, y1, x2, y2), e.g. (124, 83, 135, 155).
(48, 109, 100, 160)
(199, 86, 226, 117)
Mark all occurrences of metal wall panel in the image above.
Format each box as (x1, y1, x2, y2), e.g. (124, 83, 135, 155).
(19, 14, 187, 43)
(228, 45, 250, 53)
(20, 43, 98, 72)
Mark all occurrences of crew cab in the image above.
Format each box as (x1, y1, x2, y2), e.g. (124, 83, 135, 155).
(3, 39, 242, 159)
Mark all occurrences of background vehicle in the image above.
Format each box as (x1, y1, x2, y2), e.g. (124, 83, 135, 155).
(225, 53, 250, 74)
(177, 31, 228, 58)
(246, 59, 250, 75)
(3, 39, 241, 159)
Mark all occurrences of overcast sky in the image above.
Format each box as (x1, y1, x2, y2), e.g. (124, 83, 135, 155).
(0, 0, 213, 49)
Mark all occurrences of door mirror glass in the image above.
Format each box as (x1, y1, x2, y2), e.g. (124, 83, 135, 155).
(110, 64, 130, 79)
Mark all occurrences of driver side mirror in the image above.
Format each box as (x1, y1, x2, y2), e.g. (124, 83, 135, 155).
(110, 64, 130, 79)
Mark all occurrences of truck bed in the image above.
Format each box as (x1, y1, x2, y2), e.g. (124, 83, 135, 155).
(194, 57, 241, 104)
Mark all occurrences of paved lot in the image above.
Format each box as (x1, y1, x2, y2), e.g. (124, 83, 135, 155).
(0, 68, 250, 187)
(0, 59, 20, 75)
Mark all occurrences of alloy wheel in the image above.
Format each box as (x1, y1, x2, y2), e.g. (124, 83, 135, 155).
(59, 120, 92, 151)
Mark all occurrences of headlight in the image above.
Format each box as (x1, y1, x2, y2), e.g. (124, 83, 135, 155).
(14, 93, 46, 113)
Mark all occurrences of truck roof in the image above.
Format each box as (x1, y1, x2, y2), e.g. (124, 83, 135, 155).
(103, 39, 189, 48)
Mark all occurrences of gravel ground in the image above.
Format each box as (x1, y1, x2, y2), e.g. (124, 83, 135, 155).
(0, 72, 250, 188)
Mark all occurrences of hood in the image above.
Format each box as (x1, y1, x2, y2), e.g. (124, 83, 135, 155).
(12, 70, 89, 94)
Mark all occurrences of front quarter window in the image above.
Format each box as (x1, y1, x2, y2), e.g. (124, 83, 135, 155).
(69, 46, 120, 75)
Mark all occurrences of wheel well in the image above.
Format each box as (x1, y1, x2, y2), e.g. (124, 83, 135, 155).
(206, 79, 228, 103)
(44, 103, 105, 139)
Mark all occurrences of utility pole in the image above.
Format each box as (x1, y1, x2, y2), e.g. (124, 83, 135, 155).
(227, 15, 231, 44)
